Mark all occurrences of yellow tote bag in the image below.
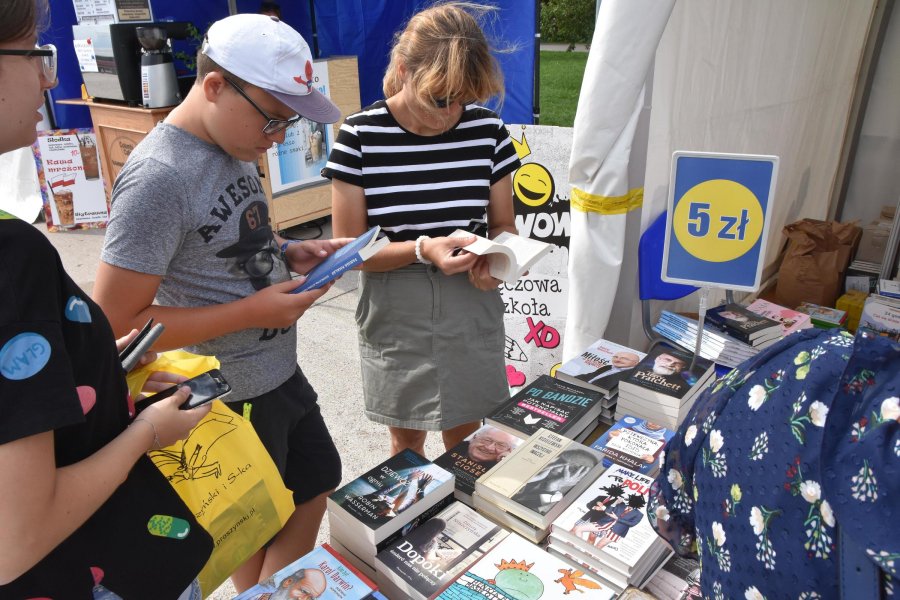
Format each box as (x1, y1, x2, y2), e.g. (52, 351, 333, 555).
(128, 351, 295, 597)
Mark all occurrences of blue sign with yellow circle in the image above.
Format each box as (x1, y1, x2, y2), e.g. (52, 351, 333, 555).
(662, 151, 778, 291)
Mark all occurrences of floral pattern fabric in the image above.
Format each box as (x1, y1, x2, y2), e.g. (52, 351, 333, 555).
(649, 328, 899, 599)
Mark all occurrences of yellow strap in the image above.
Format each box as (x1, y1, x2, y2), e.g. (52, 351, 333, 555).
(571, 187, 643, 215)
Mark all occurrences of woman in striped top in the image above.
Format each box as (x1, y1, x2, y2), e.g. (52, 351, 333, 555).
(323, 2, 521, 458)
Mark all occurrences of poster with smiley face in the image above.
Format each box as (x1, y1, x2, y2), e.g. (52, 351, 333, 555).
(501, 124, 573, 390)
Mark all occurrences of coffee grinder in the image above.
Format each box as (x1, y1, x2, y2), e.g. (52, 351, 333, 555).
(137, 26, 181, 108)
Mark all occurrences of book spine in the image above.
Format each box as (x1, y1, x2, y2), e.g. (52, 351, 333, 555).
(294, 254, 363, 293)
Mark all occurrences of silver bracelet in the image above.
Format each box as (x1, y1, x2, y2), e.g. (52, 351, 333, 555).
(415, 235, 432, 264)
(132, 417, 161, 451)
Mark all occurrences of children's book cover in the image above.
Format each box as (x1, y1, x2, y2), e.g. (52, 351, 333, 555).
(590, 415, 673, 475)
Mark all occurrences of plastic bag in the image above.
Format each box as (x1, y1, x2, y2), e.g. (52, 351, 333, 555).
(128, 351, 295, 596)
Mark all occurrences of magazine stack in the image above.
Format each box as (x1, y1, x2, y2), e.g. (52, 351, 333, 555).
(472, 428, 604, 544)
(327, 449, 455, 579)
(549, 465, 672, 592)
(616, 345, 714, 429)
(653, 311, 759, 368)
(554, 338, 646, 426)
(745, 298, 813, 336)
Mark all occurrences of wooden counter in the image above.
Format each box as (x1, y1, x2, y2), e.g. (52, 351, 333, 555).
(59, 56, 361, 231)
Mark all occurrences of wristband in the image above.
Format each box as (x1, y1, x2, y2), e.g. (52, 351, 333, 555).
(415, 235, 432, 264)
(280, 240, 298, 261)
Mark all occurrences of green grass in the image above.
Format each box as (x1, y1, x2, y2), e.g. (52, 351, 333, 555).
(538, 50, 588, 127)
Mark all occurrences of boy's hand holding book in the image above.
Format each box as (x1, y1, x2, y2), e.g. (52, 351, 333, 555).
(281, 237, 355, 275)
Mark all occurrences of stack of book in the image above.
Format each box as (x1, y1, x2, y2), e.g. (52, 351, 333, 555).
(549, 465, 672, 591)
(434, 424, 525, 506)
(473, 428, 605, 544)
(486, 374, 609, 443)
(554, 338, 646, 425)
(745, 298, 813, 336)
(374, 501, 510, 600)
(796, 302, 847, 329)
(327, 449, 455, 579)
(641, 554, 702, 600)
(859, 293, 900, 340)
(590, 414, 674, 478)
(433, 532, 617, 599)
(653, 310, 759, 368)
(234, 543, 383, 600)
(705, 303, 783, 347)
(616, 345, 714, 429)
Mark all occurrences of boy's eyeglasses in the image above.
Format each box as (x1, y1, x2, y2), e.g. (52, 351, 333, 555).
(0, 44, 58, 88)
(224, 77, 301, 135)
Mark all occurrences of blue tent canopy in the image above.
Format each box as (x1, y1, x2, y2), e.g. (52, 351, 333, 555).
(44, 0, 535, 129)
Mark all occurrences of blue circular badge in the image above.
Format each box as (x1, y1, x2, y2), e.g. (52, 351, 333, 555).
(0, 333, 52, 380)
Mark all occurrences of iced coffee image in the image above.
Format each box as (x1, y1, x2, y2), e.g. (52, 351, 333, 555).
(79, 135, 100, 180)
(49, 174, 76, 227)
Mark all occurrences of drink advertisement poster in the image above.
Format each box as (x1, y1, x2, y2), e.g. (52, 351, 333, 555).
(32, 128, 108, 232)
(265, 61, 333, 195)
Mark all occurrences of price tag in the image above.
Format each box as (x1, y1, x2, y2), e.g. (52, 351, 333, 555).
(662, 152, 778, 291)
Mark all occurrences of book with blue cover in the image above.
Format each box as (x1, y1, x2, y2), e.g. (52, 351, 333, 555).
(234, 543, 378, 600)
(292, 225, 388, 293)
(590, 415, 673, 476)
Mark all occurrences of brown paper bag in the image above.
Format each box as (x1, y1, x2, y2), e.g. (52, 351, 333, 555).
(775, 219, 861, 308)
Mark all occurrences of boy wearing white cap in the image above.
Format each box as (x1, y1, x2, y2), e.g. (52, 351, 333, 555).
(94, 14, 345, 591)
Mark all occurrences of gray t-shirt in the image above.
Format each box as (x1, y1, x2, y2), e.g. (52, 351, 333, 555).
(102, 123, 297, 401)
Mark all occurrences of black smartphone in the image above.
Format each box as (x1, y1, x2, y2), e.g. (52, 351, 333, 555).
(119, 320, 166, 373)
(136, 368, 232, 413)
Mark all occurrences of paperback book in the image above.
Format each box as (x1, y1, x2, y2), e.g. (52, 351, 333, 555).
(233, 543, 378, 600)
(745, 298, 813, 336)
(485, 374, 607, 441)
(555, 338, 646, 396)
(474, 428, 604, 530)
(292, 225, 389, 293)
(642, 555, 702, 600)
(327, 449, 454, 545)
(434, 425, 524, 505)
(434, 532, 617, 600)
(374, 502, 510, 600)
(617, 344, 714, 408)
(448, 229, 551, 284)
(878, 278, 900, 300)
(472, 491, 553, 544)
(551, 465, 662, 583)
(705, 303, 782, 343)
(590, 415, 673, 476)
(859, 295, 900, 340)
(796, 302, 847, 328)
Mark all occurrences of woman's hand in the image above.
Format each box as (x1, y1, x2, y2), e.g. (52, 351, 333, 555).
(134, 388, 211, 449)
(115, 327, 160, 371)
(467, 256, 501, 291)
(421, 236, 478, 275)
(139, 371, 188, 398)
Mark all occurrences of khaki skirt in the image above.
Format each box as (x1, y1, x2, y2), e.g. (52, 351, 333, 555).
(355, 264, 508, 430)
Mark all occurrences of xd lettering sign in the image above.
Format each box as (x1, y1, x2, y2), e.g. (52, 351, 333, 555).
(661, 151, 778, 291)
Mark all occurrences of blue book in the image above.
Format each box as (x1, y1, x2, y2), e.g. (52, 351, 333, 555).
(590, 415, 674, 476)
(291, 225, 388, 293)
(233, 543, 378, 600)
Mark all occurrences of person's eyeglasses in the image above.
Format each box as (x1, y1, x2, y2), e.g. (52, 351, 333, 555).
(472, 435, 511, 452)
(238, 242, 280, 278)
(431, 95, 474, 109)
(0, 44, 58, 88)
(224, 77, 300, 135)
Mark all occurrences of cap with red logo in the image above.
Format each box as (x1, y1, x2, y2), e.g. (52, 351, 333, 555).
(202, 14, 341, 124)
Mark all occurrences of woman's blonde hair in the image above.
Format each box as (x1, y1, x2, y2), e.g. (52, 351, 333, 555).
(383, 2, 504, 108)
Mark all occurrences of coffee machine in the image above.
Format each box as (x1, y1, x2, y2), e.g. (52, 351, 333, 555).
(137, 26, 180, 108)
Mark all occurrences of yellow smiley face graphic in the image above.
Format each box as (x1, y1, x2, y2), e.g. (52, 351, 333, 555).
(513, 163, 555, 207)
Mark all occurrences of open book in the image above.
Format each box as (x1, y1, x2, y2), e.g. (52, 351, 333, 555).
(448, 229, 551, 284)
(291, 225, 389, 293)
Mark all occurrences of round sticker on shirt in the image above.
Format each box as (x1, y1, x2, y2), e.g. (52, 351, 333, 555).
(0, 332, 51, 380)
(64, 295, 92, 323)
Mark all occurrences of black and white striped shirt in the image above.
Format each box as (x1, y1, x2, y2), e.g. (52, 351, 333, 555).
(322, 100, 521, 242)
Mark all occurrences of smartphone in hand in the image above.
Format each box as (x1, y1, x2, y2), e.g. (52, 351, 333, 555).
(136, 368, 232, 413)
(119, 318, 166, 373)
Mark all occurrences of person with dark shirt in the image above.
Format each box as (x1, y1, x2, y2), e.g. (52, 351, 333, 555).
(0, 2, 211, 596)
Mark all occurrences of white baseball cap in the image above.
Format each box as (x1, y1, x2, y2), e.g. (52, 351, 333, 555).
(202, 14, 341, 124)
